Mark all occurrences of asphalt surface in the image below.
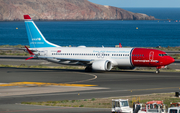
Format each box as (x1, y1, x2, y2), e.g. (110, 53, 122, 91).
(0, 67, 180, 113)
(0, 55, 180, 113)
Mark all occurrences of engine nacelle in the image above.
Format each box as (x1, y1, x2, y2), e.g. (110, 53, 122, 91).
(92, 60, 112, 71)
(118, 66, 135, 70)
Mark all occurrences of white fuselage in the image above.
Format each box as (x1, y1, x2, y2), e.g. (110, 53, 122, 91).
(32, 47, 133, 67)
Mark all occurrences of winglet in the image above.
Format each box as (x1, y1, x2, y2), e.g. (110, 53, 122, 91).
(25, 46, 35, 60)
(24, 15, 32, 20)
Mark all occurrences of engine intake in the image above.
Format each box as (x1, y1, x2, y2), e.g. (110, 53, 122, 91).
(92, 60, 112, 71)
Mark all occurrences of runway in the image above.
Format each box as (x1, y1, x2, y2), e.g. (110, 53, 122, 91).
(0, 67, 180, 112)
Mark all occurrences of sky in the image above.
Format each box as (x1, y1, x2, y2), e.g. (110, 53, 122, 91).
(88, 0, 180, 8)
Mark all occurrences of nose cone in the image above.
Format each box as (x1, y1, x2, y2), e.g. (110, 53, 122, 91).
(167, 56, 175, 64)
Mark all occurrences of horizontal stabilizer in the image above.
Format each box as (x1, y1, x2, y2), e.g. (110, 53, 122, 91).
(25, 46, 35, 60)
(25, 46, 34, 55)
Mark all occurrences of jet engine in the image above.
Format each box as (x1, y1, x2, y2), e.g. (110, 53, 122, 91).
(92, 60, 112, 71)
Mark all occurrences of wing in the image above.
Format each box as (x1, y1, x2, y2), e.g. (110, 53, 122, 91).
(38, 56, 93, 64)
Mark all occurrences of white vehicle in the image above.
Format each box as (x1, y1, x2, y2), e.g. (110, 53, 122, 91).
(137, 101, 166, 113)
(112, 99, 133, 113)
(168, 107, 180, 113)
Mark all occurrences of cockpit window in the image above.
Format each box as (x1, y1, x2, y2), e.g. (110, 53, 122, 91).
(159, 54, 168, 56)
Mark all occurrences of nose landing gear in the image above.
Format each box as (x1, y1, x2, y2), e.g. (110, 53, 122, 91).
(156, 66, 166, 74)
(156, 68, 160, 74)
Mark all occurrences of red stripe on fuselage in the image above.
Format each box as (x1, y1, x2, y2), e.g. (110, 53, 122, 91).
(131, 48, 174, 67)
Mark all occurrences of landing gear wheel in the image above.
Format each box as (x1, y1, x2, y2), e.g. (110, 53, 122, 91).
(85, 65, 92, 72)
(155, 69, 160, 74)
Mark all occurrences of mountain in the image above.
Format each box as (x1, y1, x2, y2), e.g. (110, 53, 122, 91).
(0, 0, 155, 21)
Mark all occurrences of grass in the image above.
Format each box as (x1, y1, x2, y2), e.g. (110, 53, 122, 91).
(0, 45, 29, 48)
(0, 50, 29, 56)
(171, 54, 180, 59)
(0, 44, 180, 51)
(152, 46, 180, 51)
(21, 93, 180, 108)
(0, 64, 85, 70)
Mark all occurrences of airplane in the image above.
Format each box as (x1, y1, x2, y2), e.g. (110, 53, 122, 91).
(24, 15, 175, 73)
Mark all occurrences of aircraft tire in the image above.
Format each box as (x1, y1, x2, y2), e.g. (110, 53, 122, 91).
(85, 65, 92, 72)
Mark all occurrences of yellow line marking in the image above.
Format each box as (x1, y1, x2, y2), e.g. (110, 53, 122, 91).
(0, 82, 97, 87)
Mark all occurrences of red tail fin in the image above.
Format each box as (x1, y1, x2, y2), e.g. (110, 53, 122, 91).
(24, 15, 32, 20)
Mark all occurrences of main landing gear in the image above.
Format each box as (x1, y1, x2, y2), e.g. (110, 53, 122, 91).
(85, 65, 92, 72)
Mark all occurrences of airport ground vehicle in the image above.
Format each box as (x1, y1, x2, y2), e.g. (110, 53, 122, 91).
(168, 107, 180, 113)
(111, 99, 133, 113)
(137, 101, 166, 113)
(170, 102, 180, 107)
(111, 99, 166, 113)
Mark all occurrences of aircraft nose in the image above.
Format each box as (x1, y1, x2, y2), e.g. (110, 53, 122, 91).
(168, 56, 175, 64)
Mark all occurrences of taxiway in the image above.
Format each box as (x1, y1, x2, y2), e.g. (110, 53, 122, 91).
(0, 63, 180, 112)
(0, 67, 180, 113)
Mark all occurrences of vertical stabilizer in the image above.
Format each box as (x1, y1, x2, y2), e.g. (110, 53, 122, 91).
(24, 15, 59, 48)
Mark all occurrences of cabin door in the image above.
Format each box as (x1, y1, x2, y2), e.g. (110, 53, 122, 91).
(149, 51, 154, 65)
